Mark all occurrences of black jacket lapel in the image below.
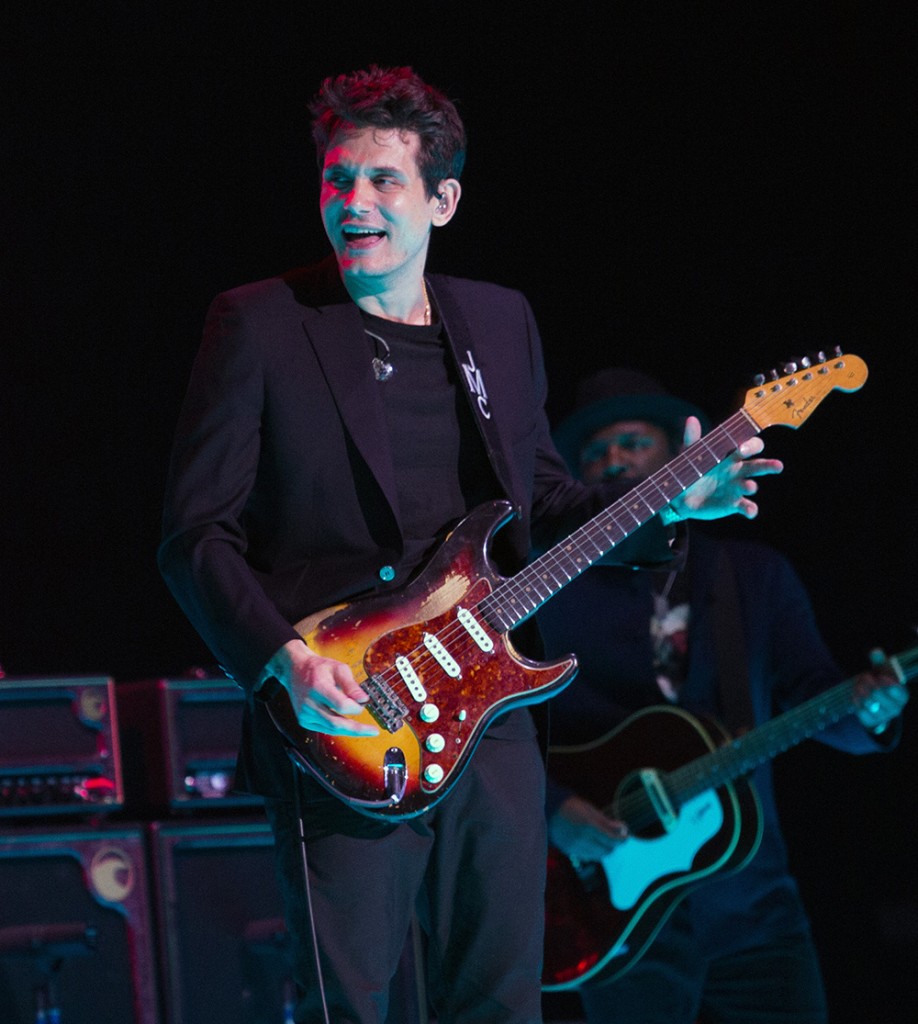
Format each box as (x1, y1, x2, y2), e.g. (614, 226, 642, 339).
(300, 300, 402, 527)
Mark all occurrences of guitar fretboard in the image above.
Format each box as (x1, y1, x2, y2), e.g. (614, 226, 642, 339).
(674, 646, 918, 801)
(482, 410, 757, 631)
(615, 646, 918, 830)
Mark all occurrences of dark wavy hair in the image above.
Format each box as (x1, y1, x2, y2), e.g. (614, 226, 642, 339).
(309, 65, 467, 198)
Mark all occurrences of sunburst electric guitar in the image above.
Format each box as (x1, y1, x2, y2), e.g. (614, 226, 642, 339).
(541, 645, 916, 991)
(265, 352, 868, 819)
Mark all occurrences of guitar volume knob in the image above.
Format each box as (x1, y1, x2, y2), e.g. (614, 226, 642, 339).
(419, 703, 440, 723)
(423, 764, 445, 784)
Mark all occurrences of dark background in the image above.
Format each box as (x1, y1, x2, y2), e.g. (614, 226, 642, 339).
(3, 5, 916, 1021)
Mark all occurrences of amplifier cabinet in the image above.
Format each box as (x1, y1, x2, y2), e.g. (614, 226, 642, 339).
(150, 818, 291, 1024)
(151, 819, 431, 1024)
(0, 675, 123, 816)
(118, 676, 262, 814)
(0, 824, 159, 1023)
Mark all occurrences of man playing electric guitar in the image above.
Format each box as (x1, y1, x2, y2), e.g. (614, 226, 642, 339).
(537, 367, 908, 1024)
(157, 69, 784, 1024)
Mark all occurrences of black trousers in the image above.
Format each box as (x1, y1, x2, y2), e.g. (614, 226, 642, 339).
(264, 732, 548, 1024)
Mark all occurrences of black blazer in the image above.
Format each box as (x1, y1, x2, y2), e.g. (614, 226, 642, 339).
(159, 257, 670, 795)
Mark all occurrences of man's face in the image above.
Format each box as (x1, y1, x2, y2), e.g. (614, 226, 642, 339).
(578, 419, 676, 483)
(319, 126, 441, 292)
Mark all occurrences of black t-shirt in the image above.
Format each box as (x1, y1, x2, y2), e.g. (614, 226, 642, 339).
(360, 310, 501, 577)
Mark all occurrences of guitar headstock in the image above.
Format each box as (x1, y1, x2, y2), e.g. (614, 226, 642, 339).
(742, 350, 868, 430)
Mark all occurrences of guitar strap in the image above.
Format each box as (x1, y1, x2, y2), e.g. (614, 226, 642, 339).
(710, 544, 755, 735)
(425, 277, 516, 497)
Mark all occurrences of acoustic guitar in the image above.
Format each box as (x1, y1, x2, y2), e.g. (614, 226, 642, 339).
(542, 645, 916, 990)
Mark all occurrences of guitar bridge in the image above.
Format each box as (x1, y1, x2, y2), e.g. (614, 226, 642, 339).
(364, 674, 409, 732)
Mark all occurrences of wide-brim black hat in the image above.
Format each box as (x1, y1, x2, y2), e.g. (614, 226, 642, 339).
(553, 367, 711, 471)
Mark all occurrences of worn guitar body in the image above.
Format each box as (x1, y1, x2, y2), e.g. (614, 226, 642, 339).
(266, 501, 576, 819)
(543, 706, 763, 990)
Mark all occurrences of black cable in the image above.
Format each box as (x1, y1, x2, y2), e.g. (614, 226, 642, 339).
(291, 760, 331, 1024)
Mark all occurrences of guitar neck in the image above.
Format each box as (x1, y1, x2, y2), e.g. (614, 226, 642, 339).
(670, 645, 918, 802)
(485, 409, 759, 631)
(481, 351, 867, 632)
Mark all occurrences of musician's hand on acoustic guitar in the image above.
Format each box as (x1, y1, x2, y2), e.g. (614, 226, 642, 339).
(660, 416, 784, 525)
(549, 794, 628, 864)
(262, 638, 380, 737)
(853, 648, 910, 735)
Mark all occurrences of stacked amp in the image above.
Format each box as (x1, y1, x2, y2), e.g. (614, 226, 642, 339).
(0, 672, 290, 1024)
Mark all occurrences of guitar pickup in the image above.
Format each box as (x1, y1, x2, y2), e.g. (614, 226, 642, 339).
(395, 655, 427, 702)
(423, 632, 461, 677)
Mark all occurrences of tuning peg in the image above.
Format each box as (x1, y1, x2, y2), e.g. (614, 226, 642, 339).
(752, 373, 766, 387)
(768, 368, 779, 381)
(816, 350, 826, 363)
(782, 361, 798, 375)
(799, 355, 811, 368)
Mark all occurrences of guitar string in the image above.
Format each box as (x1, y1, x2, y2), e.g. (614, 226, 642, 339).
(364, 374, 864, 806)
(612, 681, 854, 828)
(673, 658, 911, 794)
(367, 413, 757, 724)
(613, 647, 918, 827)
(354, 371, 861, 800)
(366, 374, 836, 727)
(374, 418, 757, 722)
(485, 413, 753, 625)
(403, 406, 755, 667)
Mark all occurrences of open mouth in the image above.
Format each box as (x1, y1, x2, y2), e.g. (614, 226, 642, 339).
(342, 226, 385, 246)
